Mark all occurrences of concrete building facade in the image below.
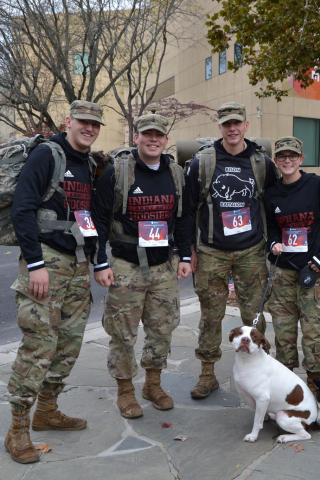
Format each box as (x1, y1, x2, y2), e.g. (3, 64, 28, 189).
(145, 0, 320, 174)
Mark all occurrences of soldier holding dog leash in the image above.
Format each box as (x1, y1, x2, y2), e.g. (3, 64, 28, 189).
(264, 136, 320, 397)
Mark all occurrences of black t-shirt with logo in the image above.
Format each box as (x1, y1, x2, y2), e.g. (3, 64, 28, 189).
(187, 138, 278, 251)
(264, 171, 320, 270)
(12, 132, 94, 265)
(92, 149, 191, 267)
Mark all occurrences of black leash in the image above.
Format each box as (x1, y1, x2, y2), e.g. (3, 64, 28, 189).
(252, 254, 280, 328)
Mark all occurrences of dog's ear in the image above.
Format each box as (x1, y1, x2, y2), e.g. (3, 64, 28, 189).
(229, 330, 235, 342)
(261, 335, 271, 355)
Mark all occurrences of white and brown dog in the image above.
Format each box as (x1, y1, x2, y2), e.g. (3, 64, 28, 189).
(229, 326, 320, 443)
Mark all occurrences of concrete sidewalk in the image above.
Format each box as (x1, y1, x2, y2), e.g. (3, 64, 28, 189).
(0, 297, 319, 480)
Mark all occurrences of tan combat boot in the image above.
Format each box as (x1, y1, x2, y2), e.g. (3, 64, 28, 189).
(5, 410, 39, 464)
(190, 362, 219, 398)
(116, 379, 143, 419)
(307, 371, 320, 399)
(32, 394, 87, 431)
(142, 369, 173, 410)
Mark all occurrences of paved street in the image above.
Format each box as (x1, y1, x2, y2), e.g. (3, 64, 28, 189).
(1, 300, 319, 480)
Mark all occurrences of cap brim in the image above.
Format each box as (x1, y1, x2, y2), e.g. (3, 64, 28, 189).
(218, 114, 246, 125)
(72, 113, 105, 126)
(137, 125, 167, 135)
(274, 146, 302, 155)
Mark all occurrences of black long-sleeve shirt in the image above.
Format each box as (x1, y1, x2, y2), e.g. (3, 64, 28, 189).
(186, 138, 278, 251)
(12, 132, 94, 269)
(264, 171, 320, 270)
(92, 150, 192, 269)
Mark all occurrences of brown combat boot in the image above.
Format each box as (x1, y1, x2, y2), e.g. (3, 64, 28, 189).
(142, 369, 173, 410)
(307, 371, 320, 399)
(5, 410, 39, 464)
(116, 379, 143, 419)
(32, 394, 87, 431)
(190, 362, 219, 399)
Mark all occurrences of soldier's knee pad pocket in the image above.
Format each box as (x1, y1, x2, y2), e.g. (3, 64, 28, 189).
(12, 358, 32, 378)
(194, 273, 208, 291)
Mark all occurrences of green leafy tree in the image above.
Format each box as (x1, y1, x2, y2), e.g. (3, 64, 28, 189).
(206, 0, 320, 100)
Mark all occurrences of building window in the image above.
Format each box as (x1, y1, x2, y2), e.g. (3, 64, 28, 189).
(293, 117, 320, 167)
(234, 43, 242, 66)
(74, 52, 89, 75)
(219, 50, 227, 75)
(205, 57, 212, 80)
(146, 77, 175, 101)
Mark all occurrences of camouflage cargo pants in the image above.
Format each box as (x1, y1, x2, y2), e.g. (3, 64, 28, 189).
(8, 244, 91, 413)
(194, 240, 268, 363)
(268, 266, 320, 372)
(103, 255, 180, 379)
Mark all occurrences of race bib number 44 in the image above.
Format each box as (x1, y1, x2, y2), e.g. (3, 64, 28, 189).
(282, 227, 308, 252)
(74, 210, 98, 237)
(222, 207, 252, 236)
(138, 221, 168, 247)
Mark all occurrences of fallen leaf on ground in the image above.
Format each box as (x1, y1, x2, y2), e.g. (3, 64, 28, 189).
(35, 443, 51, 453)
(174, 435, 187, 442)
(161, 423, 173, 429)
(4, 251, 12, 254)
(293, 444, 305, 453)
(236, 464, 240, 467)
(103, 411, 108, 413)
(284, 443, 294, 449)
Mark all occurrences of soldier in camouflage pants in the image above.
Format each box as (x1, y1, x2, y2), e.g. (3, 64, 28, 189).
(264, 136, 320, 397)
(105, 255, 180, 379)
(194, 241, 268, 364)
(92, 114, 192, 419)
(8, 245, 91, 412)
(268, 268, 320, 372)
(186, 102, 278, 399)
(5, 100, 104, 465)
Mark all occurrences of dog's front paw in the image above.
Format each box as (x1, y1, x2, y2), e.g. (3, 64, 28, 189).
(277, 435, 291, 444)
(243, 433, 258, 443)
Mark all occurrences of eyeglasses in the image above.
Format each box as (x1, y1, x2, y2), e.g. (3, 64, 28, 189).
(276, 154, 300, 162)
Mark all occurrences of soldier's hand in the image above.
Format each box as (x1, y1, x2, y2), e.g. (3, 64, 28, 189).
(177, 262, 192, 279)
(272, 243, 282, 256)
(29, 267, 49, 299)
(191, 245, 198, 273)
(94, 268, 115, 287)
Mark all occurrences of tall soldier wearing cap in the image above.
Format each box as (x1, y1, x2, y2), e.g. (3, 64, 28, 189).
(265, 136, 320, 397)
(92, 114, 192, 419)
(187, 101, 278, 399)
(5, 100, 104, 464)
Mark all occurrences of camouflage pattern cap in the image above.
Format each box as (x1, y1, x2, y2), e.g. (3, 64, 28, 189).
(70, 100, 105, 126)
(136, 114, 168, 135)
(217, 102, 246, 124)
(274, 136, 303, 156)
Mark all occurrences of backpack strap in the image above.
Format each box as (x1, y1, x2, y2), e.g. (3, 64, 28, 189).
(250, 146, 267, 239)
(197, 147, 216, 245)
(36, 140, 92, 263)
(112, 154, 136, 216)
(168, 160, 184, 217)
